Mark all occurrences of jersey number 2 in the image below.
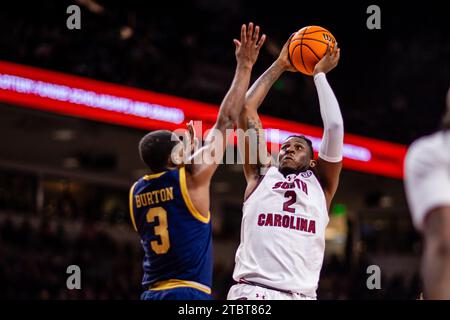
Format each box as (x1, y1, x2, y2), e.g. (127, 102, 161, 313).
(283, 191, 296, 213)
(146, 207, 170, 254)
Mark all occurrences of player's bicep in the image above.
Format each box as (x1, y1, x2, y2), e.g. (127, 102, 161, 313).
(317, 157, 342, 209)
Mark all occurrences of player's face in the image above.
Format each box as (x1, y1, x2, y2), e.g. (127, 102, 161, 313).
(278, 137, 312, 172)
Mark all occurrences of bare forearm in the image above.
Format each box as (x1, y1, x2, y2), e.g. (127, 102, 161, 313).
(422, 208, 450, 299)
(245, 60, 285, 111)
(238, 95, 270, 180)
(190, 65, 253, 182)
(216, 65, 253, 128)
(423, 243, 450, 299)
(186, 22, 265, 184)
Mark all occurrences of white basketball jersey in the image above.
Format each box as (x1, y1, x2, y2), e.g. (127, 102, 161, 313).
(232, 166, 329, 298)
(404, 130, 450, 231)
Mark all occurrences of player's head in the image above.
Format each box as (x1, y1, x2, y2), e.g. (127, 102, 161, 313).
(278, 135, 316, 175)
(442, 86, 450, 130)
(139, 130, 183, 173)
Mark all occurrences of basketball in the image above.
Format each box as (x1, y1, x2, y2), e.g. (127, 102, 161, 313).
(288, 26, 337, 75)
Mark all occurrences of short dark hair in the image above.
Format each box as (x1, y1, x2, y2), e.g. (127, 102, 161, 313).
(284, 135, 314, 159)
(139, 130, 180, 173)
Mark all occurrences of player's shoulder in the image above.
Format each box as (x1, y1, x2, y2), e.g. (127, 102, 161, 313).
(408, 131, 448, 156)
(405, 130, 449, 172)
(142, 170, 173, 181)
(266, 165, 278, 174)
(131, 170, 176, 191)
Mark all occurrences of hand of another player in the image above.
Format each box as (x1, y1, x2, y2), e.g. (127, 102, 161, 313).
(276, 33, 297, 72)
(186, 120, 199, 154)
(234, 23, 266, 69)
(313, 41, 340, 75)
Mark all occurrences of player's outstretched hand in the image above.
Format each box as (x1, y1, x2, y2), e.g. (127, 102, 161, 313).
(234, 23, 266, 69)
(313, 41, 340, 75)
(186, 120, 199, 154)
(276, 33, 298, 72)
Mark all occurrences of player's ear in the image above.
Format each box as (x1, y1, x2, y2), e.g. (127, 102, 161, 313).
(309, 159, 317, 168)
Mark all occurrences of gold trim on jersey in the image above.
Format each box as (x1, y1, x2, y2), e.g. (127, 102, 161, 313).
(143, 171, 167, 180)
(179, 166, 210, 224)
(149, 279, 211, 294)
(129, 181, 139, 232)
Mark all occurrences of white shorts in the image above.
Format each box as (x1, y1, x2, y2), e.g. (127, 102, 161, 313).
(227, 283, 316, 300)
(404, 131, 450, 231)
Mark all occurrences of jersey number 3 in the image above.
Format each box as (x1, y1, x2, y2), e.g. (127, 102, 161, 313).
(146, 207, 170, 254)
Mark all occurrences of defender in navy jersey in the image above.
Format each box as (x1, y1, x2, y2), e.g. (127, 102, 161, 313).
(130, 167, 213, 298)
(130, 23, 266, 300)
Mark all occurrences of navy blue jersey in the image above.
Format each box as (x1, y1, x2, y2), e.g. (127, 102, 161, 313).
(129, 166, 212, 295)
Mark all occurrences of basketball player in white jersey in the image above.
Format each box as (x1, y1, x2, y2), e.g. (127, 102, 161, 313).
(404, 88, 450, 299)
(227, 38, 343, 300)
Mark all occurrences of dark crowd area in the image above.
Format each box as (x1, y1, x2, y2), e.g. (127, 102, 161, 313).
(0, 0, 449, 144)
(0, 211, 422, 300)
(0, 215, 141, 299)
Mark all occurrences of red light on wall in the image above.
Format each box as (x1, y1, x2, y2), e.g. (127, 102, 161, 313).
(0, 60, 407, 179)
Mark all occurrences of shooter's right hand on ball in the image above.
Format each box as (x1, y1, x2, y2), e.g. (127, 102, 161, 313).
(234, 23, 266, 69)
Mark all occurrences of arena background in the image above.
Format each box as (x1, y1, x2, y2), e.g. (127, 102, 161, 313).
(0, 0, 448, 299)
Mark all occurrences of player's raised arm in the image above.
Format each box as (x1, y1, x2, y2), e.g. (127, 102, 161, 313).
(238, 37, 296, 195)
(243, 36, 296, 114)
(313, 43, 344, 209)
(187, 23, 266, 184)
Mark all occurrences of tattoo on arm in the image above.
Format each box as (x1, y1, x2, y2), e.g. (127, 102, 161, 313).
(246, 117, 262, 130)
(246, 116, 268, 175)
(246, 63, 285, 110)
(242, 63, 282, 179)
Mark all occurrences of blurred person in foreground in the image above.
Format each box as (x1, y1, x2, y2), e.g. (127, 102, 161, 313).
(404, 87, 450, 299)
